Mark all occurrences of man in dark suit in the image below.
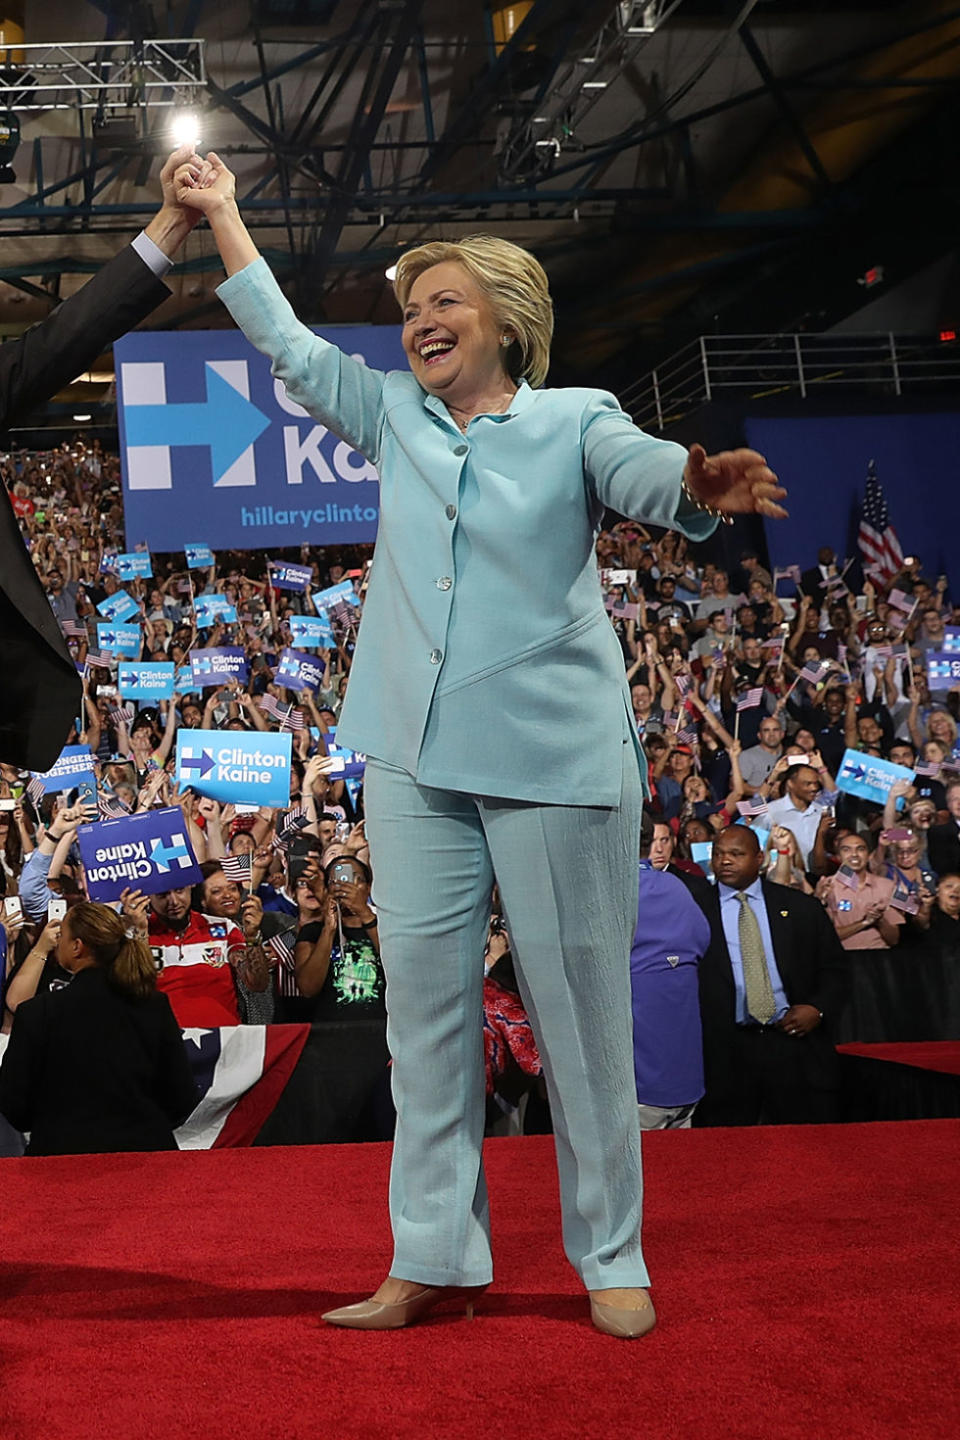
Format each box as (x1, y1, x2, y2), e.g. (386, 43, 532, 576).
(693, 825, 849, 1126)
(0, 146, 201, 772)
(927, 779, 960, 878)
(799, 546, 836, 611)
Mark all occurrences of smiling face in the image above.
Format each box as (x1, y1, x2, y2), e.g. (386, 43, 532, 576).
(937, 876, 960, 918)
(401, 261, 509, 401)
(787, 764, 821, 809)
(837, 834, 869, 873)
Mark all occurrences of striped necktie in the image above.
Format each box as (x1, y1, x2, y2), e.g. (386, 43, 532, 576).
(736, 891, 776, 1025)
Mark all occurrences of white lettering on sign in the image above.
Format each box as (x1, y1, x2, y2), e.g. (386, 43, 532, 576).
(283, 425, 336, 486)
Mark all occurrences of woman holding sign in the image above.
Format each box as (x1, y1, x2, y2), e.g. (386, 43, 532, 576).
(175, 152, 786, 1338)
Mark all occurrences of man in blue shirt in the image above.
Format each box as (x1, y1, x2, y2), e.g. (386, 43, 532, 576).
(632, 813, 711, 1129)
(694, 825, 849, 1126)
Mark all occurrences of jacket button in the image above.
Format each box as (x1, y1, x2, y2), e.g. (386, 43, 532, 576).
(445, 504, 457, 520)
(436, 576, 452, 591)
(453, 444, 468, 457)
(430, 648, 443, 664)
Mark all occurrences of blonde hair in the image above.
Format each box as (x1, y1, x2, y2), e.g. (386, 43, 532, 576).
(65, 901, 158, 1001)
(393, 235, 553, 389)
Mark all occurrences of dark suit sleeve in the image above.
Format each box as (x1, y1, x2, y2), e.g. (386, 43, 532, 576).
(927, 825, 960, 880)
(0, 244, 170, 431)
(0, 995, 46, 1133)
(150, 994, 199, 1127)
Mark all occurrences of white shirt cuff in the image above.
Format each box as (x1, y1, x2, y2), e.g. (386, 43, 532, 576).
(131, 231, 174, 278)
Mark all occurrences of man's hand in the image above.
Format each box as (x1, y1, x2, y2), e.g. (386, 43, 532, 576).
(777, 1003, 821, 1036)
(174, 150, 236, 217)
(143, 146, 205, 257)
(683, 445, 787, 520)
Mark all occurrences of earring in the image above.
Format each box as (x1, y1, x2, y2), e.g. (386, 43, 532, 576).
(500, 334, 511, 346)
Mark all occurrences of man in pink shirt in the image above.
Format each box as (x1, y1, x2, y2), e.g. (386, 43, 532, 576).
(824, 834, 904, 950)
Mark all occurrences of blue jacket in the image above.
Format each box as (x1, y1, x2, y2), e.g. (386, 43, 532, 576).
(217, 258, 716, 804)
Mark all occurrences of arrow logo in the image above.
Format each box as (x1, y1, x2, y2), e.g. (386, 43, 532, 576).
(179, 749, 215, 779)
(149, 835, 193, 871)
(124, 365, 271, 481)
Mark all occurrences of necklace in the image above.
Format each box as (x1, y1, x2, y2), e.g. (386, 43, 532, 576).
(450, 391, 517, 433)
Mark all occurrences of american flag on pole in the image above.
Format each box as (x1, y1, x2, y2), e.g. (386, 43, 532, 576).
(735, 687, 764, 711)
(98, 790, 132, 818)
(858, 463, 903, 585)
(61, 619, 88, 639)
(737, 797, 768, 818)
(265, 931, 295, 969)
(799, 659, 830, 685)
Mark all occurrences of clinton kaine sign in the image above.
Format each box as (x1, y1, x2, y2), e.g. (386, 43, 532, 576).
(175, 729, 292, 807)
(116, 326, 406, 551)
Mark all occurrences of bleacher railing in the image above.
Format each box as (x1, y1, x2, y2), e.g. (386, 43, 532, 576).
(622, 333, 960, 432)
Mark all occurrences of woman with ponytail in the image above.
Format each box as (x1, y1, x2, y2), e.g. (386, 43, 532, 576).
(0, 902, 197, 1155)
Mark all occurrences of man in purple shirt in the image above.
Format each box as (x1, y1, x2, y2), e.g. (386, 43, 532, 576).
(631, 811, 711, 1129)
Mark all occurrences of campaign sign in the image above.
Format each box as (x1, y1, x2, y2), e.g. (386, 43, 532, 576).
(289, 613, 336, 648)
(312, 580, 360, 614)
(943, 627, 960, 655)
(116, 325, 406, 553)
(115, 551, 153, 581)
(325, 741, 366, 780)
(690, 842, 715, 883)
(176, 729, 292, 807)
(77, 807, 203, 902)
(174, 665, 197, 694)
(97, 623, 142, 657)
(836, 749, 915, 808)
(185, 543, 215, 569)
(97, 590, 140, 623)
(32, 745, 97, 796)
(926, 651, 960, 686)
(276, 648, 326, 692)
(190, 647, 250, 688)
(269, 562, 313, 592)
(194, 594, 238, 629)
(118, 662, 175, 701)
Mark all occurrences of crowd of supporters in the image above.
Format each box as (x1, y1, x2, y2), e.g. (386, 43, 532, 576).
(0, 437, 957, 1151)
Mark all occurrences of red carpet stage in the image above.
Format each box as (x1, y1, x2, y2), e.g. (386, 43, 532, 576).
(2, 1123, 958, 1440)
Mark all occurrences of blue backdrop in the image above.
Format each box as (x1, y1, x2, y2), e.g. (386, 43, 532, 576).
(116, 324, 407, 551)
(743, 411, 960, 583)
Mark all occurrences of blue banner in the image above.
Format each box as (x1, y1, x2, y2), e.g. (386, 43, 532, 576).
(32, 744, 97, 797)
(77, 807, 203, 902)
(276, 648, 325, 692)
(944, 627, 960, 655)
(289, 613, 336, 648)
(185, 543, 215, 569)
(325, 741, 366, 780)
(174, 665, 197, 694)
(118, 662, 175, 701)
(194, 594, 238, 629)
(927, 651, 960, 687)
(115, 325, 405, 552)
(836, 749, 915, 807)
(115, 552, 153, 581)
(269, 561, 314, 592)
(190, 647, 250, 688)
(312, 580, 361, 614)
(97, 590, 140, 623)
(97, 623, 142, 656)
(175, 729, 292, 807)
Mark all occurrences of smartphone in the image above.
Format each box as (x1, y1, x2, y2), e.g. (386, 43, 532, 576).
(332, 860, 357, 885)
(0, 797, 15, 812)
(48, 897, 67, 923)
(4, 896, 22, 921)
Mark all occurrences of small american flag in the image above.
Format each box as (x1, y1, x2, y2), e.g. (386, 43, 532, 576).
(857, 463, 903, 586)
(273, 806, 309, 850)
(914, 761, 941, 778)
(675, 673, 693, 698)
(676, 725, 699, 746)
(266, 931, 295, 969)
(280, 707, 305, 733)
(220, 853, 253, 885)
(110, 706, 135, 728)
(773, 565, 801, 585)
(26, 776, 46, 807)
(84, 651, 113, 670)
(737, 797, 768, 818)
(887, 588, 915, 614)
(735, 687, 763, 711)
(258, 694, 284, 723)
(798, 660, 829, 685)
(98, 790, 132, 818)
(61, 619, 88, 639)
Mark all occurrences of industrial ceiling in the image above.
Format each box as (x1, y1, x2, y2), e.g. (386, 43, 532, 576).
(1, 0, 958, 413)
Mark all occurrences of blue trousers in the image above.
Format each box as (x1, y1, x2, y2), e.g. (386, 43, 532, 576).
(363, 748, 649, 1292)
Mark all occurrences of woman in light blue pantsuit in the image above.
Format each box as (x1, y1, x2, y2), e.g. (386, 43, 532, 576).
(176, 150, 785, 1337)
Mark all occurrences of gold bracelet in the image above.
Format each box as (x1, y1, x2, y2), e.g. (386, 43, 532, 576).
(681, 476, 734, 526)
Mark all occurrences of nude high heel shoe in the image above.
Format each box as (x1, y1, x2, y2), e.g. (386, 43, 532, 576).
(322, 1284, 489, 1331)
(589, 1291, 657, 1339)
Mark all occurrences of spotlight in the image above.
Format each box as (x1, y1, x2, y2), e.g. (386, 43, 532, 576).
(73, 414, 92, 422)
(170, 111, 201, 150)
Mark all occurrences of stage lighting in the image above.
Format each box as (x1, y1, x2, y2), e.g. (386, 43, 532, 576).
(0, 110, 20, 184)
(170, 111, 201, 150)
